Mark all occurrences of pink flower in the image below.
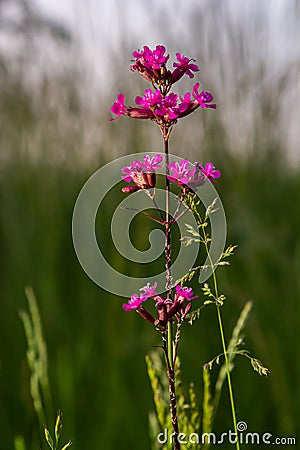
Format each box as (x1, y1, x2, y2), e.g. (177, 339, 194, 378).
(140, 282, 158, 299)
(136, 89, 190, 122)
(172, 53, 199, 82)
(121, 154, 163, 191)
(142, 154, 163, 172)
(167, 160, 220, 188)
(146, 45, 169, 69)
(135, 89, 162, 109)
(200, 162, 221, 182)
(167, 159, 196, 185)
(154, 93, 189, 121)
(122, 294, 145, 311)
(110, 93, 155, 121)
(109, 93, 127, 120)
(179, 91, 192, 106)
(133, 45, 169, 69)
(175, 285, 198, 302)
(131, 45, 169, 83)
(192, 83, 216, 109)
(167, 285, 197, 319)
(122, 160, 144, 183)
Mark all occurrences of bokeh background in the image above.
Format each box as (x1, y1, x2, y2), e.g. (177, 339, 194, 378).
(0, 0, 299, 448)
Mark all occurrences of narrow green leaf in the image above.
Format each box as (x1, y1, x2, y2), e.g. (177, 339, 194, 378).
(60, 440, 73, 450)
(44, 427, 54, 449)
(202, 368, 214, 449)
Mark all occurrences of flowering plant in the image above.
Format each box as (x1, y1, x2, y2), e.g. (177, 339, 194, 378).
(110, 45, 269, 450)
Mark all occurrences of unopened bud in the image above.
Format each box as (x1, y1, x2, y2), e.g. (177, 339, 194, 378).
(127, 107, 155, 119)
(122, 185, 139, 193)
(136, 306, 155, 324)
(146, 172, 156, 188)
(184, 302, 192, 315)
(167, 300, 182, 319)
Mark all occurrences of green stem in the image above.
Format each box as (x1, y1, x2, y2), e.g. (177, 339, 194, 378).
(162, 124, 180, 450)
(195, 207, 240, 450)
(163, 126, 172, 366)
(216, 306, 240, 450)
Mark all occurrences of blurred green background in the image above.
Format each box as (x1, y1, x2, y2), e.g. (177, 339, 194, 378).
(0, 0, 299, 448)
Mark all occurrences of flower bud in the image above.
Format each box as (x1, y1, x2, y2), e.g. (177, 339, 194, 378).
(184, 302, 192, 315)
(122, 185, 139, 194)
(167, 300, 182, 319)
(136, 306, 155, 324)
(146, 172, 156, 188)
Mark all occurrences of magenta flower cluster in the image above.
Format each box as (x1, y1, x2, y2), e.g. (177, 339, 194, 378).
(122, 283, 197, 330)
(121, 154, 163, 193)
(110, 45, 216, 124)
(168, 160, 221, 188)
(121, 154, 220, 193)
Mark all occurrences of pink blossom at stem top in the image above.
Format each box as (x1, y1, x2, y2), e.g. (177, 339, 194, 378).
(171, 53, 199, 83)
(192, 83, 216, 109)
(131, 45, 169, 83)
(132, 45, 169, 70)
(109, 93, 127, 120)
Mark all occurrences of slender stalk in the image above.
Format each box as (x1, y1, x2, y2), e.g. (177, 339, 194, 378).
(194, 205, 240, 449)
(168, 366, 180, 450)
(151, 195, 165, 222)
(163, 128, 172, 299)
(163, 335, 180, 450)
(216, 306, 240, 449)
(161, 124, 180, 450)
(162, 125, 173, 367)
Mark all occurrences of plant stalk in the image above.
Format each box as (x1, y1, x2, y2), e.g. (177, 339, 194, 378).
(162, 124, 180, 450)
(211, 255, 240, 450)
(194, 205, 240, 449)
(164, 337, 180, 450)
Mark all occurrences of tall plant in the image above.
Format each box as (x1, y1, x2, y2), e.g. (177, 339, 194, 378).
(110, 45, 269, 449)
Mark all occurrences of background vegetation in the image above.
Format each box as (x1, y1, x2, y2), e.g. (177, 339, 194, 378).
(0, 0, 299, 448)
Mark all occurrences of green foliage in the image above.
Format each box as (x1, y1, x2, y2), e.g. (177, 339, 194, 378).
(147, 300, 270, 449)
(211, 301, 269, 420)
(146, 351, 200, 450)
(201, 369, 213, 450)
(13, 436, 26, 450)
(146, 351, 172, 450)
(44, 411, 72, 450)
(18, 289, 72, 449)
(19, 287, 53, 429)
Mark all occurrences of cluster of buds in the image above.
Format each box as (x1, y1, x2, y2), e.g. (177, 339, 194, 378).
(122, 283, 197, 331)
(110, 45, 216, 126)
